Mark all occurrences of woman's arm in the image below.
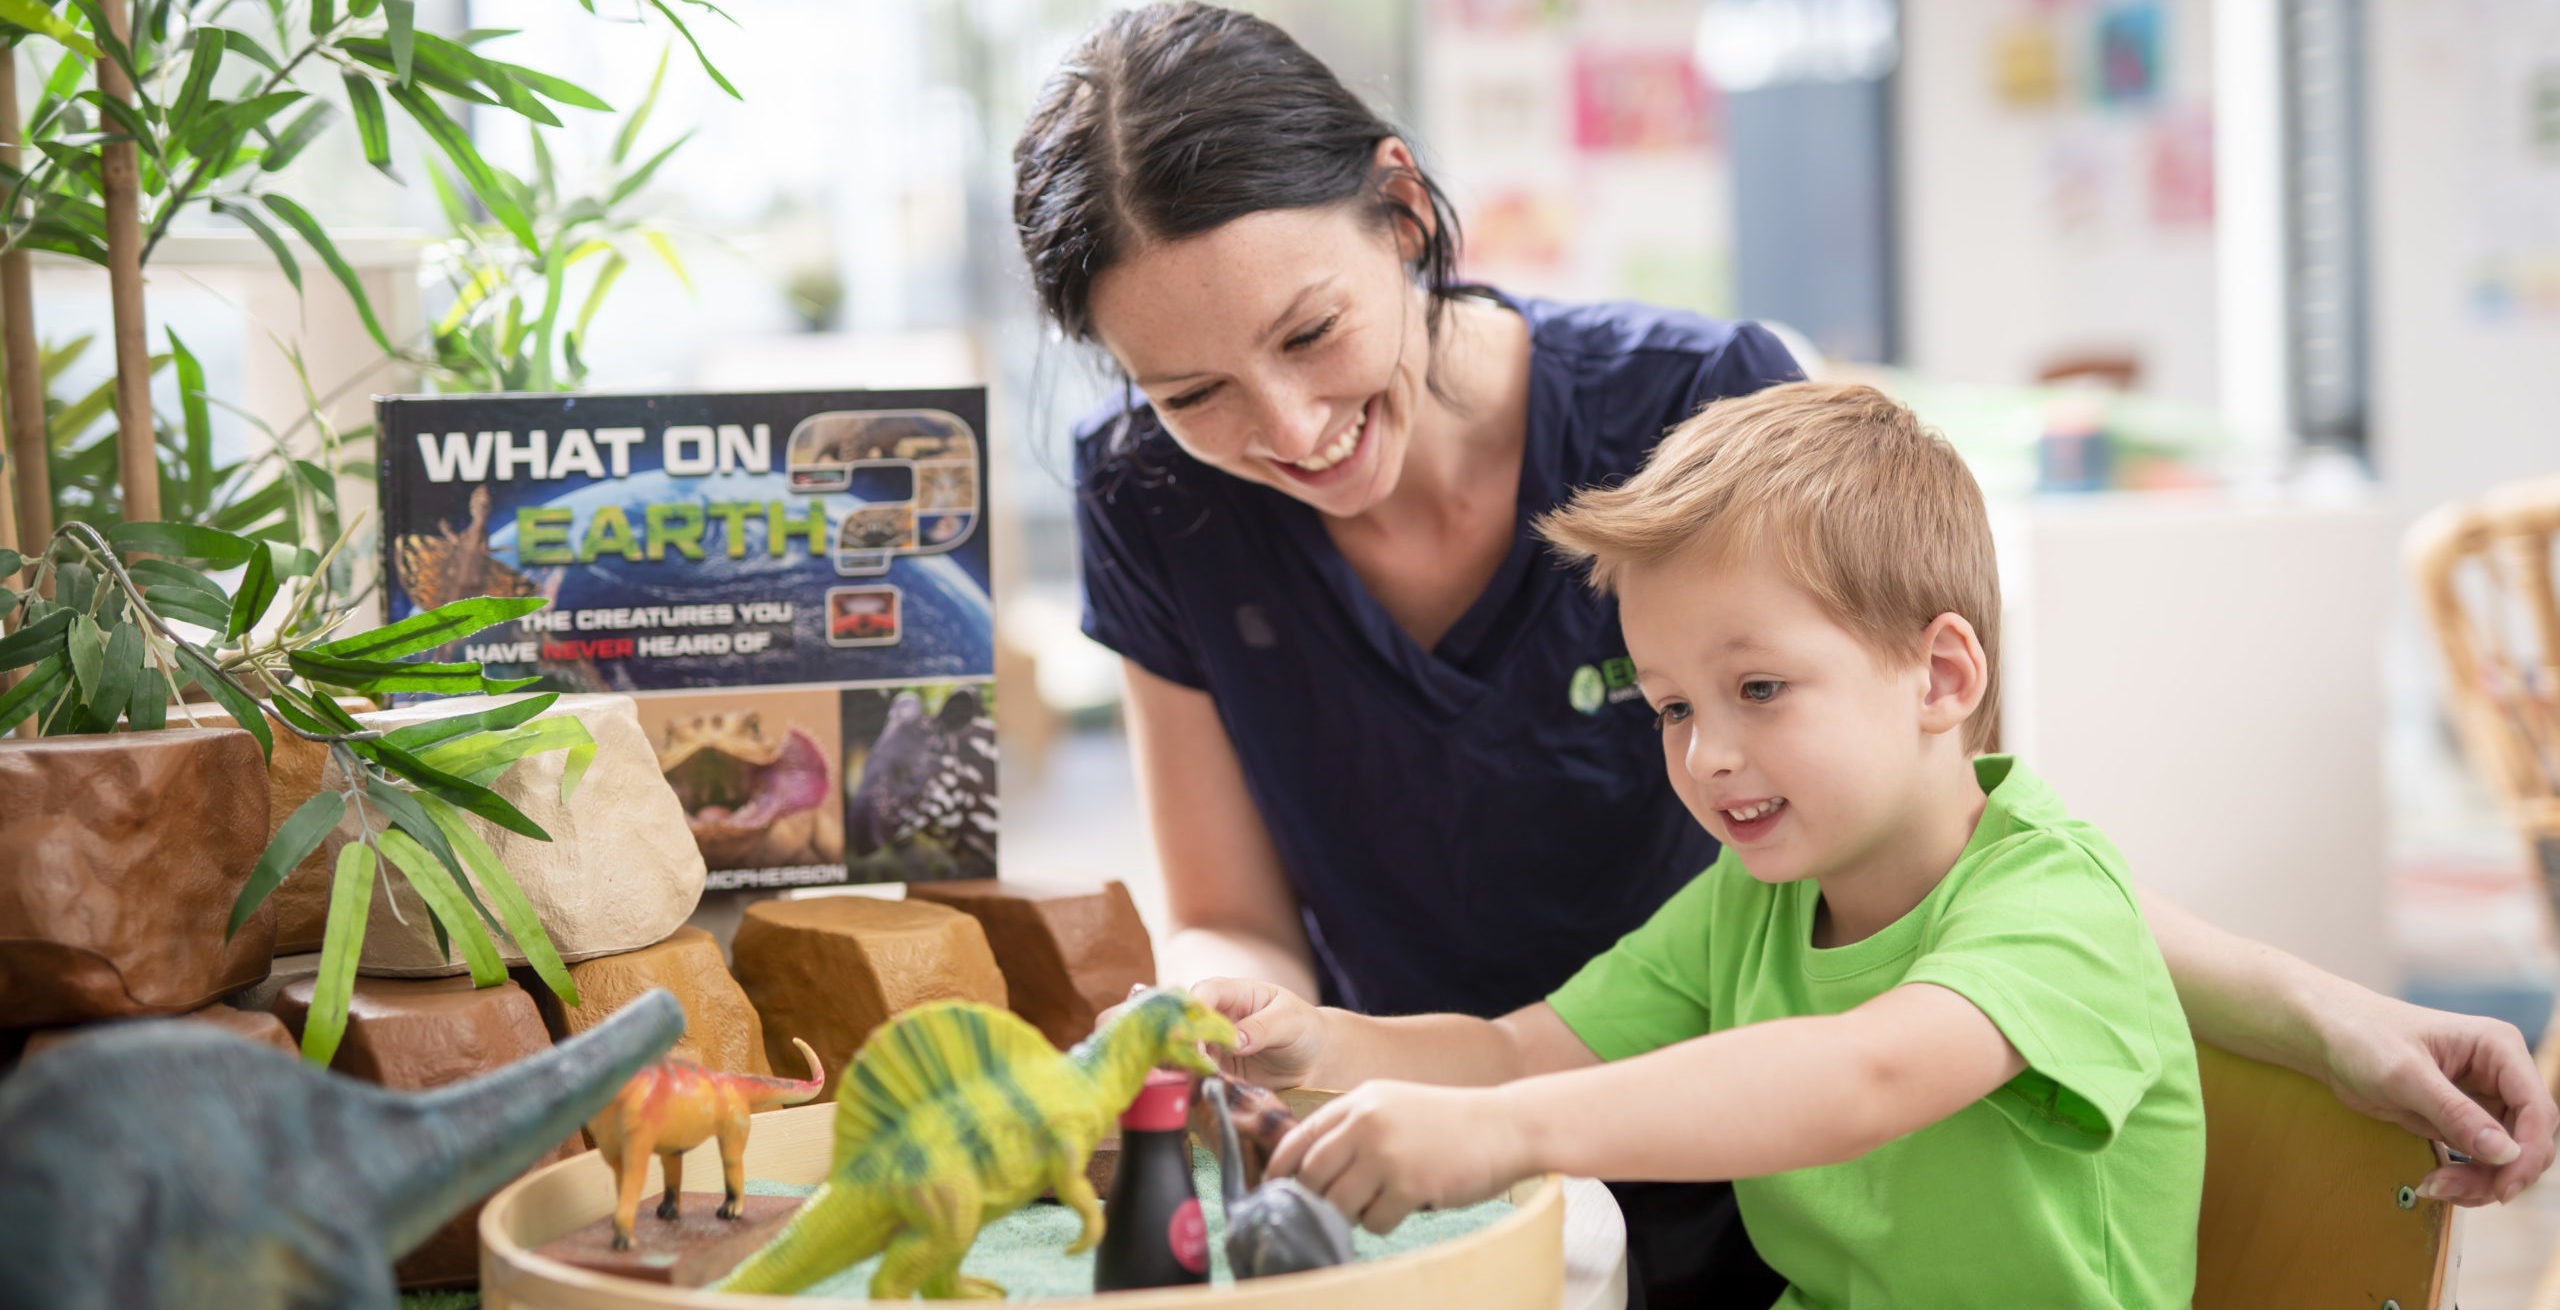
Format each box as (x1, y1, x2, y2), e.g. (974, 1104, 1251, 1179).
(1121, 659, 1322, 1001)
(2144, 886, 2556, 1203)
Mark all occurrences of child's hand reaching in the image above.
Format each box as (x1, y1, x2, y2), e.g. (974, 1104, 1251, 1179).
(1265, 1081, 1534, 1235)
(1189, 976, 1328, 1087)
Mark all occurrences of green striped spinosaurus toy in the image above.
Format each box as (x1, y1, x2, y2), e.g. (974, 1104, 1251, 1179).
(711, 986, 1236, 1299)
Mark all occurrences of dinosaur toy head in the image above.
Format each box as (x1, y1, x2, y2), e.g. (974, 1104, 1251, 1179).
(1103, 987, 1236, 1077)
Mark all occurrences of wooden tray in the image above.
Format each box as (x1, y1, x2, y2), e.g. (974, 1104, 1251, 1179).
(479, 1099, 1565, 1309)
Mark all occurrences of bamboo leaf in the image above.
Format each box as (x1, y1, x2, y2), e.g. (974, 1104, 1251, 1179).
(80, 91, 162, 165)
(0, 655, 68, 732)
(383, 0, 414, 85)
(168, 327, 212, 504)
(375, 826, 506, 983)
(91, 619, 141, 726)
(560, 739, 595, 804)
(380, 690, 557, 753)
(266, 540, 318, 578)
(0, 608, 74, 670)
(258, 100, 332, 172)
(613, 43, 671, 165)
(573, 250, 626, 343)
(387, 83, 534, 247)
(143, 583, 231, 630)
(359, 774, 464, 873)
(210, 197, 300, 293)
(286, 650, 494, 695)
(421, 795, 578, 1007)
(605, 129, 689, 209)
(175, 644, 271, 761)
(340, 72, 392, 177)
(646, 0, 735, 98)
(173, 26, 223, 126)
(300, 841, 377, 1064)
(65, 614, 104, 704)
(490, 61, 607, 111)
(225, 540, 277, 640)
(643, 228, 691, 295)
(260, 193, 390, 352)
(109, 519, 257, 563)
(360, 737, 549, 839)
(308, 0, 333, 36)
(0, 0, 100, 58)
(228, 790, 345, 939)
(128, 557, 225, 601)
(217, 26, 281, 72)
(310, 596, 546, 661)
(415, 715, 589, 786)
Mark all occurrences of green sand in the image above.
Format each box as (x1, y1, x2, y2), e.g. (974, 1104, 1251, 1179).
(746, 1147, 1515, 1300)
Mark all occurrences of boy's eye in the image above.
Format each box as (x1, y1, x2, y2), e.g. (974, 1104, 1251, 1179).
(1651, 701, 1692, 732)
(1740, 680, 1783, 704)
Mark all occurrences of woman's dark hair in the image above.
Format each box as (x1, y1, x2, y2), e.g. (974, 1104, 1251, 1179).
(1012, 2, 1464, 346)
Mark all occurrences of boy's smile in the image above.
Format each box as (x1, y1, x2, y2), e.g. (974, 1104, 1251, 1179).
(1618, 544, 1990, 943)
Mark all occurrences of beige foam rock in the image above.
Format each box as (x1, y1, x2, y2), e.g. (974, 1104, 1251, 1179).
(315, 694, 706, 978)
(730, 897, 1007, 1101)
(907, 879, 1156, 1049)
(536, 925, 772, 1078)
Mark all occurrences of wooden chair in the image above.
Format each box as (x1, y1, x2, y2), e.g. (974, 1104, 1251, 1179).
(2407, 475, 2560, 1091)
(2196, 1044, 2455, 1310)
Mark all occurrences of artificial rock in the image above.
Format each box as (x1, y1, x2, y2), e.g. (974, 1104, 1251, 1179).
(730, 896, 1006, 1100)
(317, 694, 707, 977)
(185, 706, 342, 954)
(907, 879, 1156, 1049)
(20, 1003, 301, 1063)
(271, 974, 573, 1288)
(537, 925, 772, 1077)
(0, 728, 276, 1025)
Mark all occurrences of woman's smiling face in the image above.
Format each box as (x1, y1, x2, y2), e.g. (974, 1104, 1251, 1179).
(1085, 197, 1436, 521)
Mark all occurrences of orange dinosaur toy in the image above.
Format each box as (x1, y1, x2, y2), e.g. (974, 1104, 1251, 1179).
(587, 1038, 826, 1250)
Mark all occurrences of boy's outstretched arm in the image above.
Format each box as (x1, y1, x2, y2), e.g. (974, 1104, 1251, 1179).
(1268, 983, 2021, 1234)
(1189, 977, 1603, 1090)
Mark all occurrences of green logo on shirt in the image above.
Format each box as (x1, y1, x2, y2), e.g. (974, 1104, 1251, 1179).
(1569, 664, 1606, 714)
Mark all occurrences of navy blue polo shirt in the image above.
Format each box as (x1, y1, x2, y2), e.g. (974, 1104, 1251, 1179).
(1074, 291, 1803, 1018)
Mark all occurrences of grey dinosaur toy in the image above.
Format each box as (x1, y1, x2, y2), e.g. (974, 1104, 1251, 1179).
(0, 988, 684, 1310)
(1204, 1075, 1356, 1279)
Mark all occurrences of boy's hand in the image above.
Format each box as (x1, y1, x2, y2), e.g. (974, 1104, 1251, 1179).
(1265, 1081, 1534, 1235)
(1189, 976, 1328, 1088)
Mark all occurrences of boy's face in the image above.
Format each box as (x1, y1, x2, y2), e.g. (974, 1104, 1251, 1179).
(1618, 546, 1938, 888)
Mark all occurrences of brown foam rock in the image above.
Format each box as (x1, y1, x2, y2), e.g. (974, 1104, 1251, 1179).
(537, 925, 772, 1078)
(272, 974, 574, 1288)
(20, 1002, 302, 1063)
(730, 897, 1007, 1101)
(907, 879, 1156, 1049)
(312, 694, 707, 978)
(0, 728, 276, 1026)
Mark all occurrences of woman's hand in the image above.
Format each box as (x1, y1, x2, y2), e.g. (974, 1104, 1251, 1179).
(1189, 976, 1329, 1088)
(1266, 1081, 1533, 1234)
(2315, 991, 2556, 1204)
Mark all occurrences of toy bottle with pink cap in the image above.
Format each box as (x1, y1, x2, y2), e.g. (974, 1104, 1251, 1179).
(1093, 1069, 1210, 1290)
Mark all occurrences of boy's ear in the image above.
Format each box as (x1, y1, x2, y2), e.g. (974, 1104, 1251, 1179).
(1917, 612, 1989, 739)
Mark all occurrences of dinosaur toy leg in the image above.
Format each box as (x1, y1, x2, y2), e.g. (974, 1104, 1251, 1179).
(1052, 1147, 1105, 1256)
(872, 1177, 1001, 1300)
(657, 1149, 686, 1221)
(717, 1113, 751, 1219)
(712, 1181, 893, 1295)
(608, 1125, 661, 1250)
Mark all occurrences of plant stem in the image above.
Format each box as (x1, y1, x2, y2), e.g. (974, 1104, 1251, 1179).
(96, 0, 157, 523)
(1, 45, 53, 557)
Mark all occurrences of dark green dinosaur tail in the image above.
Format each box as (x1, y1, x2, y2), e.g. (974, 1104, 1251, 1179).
(364, 988, 685, 1257)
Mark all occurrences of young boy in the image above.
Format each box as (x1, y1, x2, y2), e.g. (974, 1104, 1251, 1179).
(1204, 381, 2206, 1308)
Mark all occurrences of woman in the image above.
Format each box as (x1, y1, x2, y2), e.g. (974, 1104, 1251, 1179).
(1013, 4, 2550, 1302)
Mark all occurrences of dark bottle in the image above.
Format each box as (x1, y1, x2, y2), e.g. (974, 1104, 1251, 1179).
(1094, 1069, 1210, 1290)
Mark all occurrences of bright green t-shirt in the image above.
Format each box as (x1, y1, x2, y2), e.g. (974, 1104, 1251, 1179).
(1549, 756, 2203, 1310)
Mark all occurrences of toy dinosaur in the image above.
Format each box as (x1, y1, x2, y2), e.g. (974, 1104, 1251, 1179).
(589, 1036, 828, 1250)
(0, 989, 683, 1310)
(710, 986, 1235, 1299)
(1203, 1076, 1354, 1279)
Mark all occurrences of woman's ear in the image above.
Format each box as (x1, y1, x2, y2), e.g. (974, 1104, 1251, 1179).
(1916, 612, 1990, 740)
(1370, 136, 1434, 261)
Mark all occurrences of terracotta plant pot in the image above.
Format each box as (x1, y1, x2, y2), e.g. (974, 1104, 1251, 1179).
(0, 727, 276, 1025)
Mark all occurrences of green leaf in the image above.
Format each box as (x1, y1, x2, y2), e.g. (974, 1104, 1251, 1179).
(80, 91, 162, 165)
(225, 541, 277, 640)
(0, 548, 20, 580)
(0, 0, 101, 58)
(310, 596, 546, 661)
(216, 27, 281, 73)
(421, 794, 578, 1007)
(490, 61, 608, 112)
(383, 0, 414, 85)
(359, 736, 549, 840)
(260, 193, 390, 352)
(229, 790, 346, 939)
(380, 690, 557, 753)
(0, 608, 74, 671)
(129, 557, 225, 601)
(0, 654, 68, 733)
(169, 327, 212, 505)
(376, 825, 506, 983)
(340, 72, 392, 177)
(143, 583, 232, 631)
(614, 44, 671, 165)
(606, 130, 690, 209)
(65, 614, 104, 706)
(360, 774, 464, 873)
(259, 100, 333, 172)
(173, 26, 224, 126)
(560, 739, 595, 804)
(210, 198, 300, 294)
(387, 83, 535, 246)
(300, 841, 377, 1065)
(127, 668, 167, 731)
(182, 91, 308, 161)
(415, 715, 590, 787)
(646, 0, 736, 99)
(91, 620, 142, 727)
(643, 228, 692, 295)
(308, 0, 333, 37)
(287, 650, 488, 695)
(266, 540, 318, 578)
(349, 0, 379, 15)
(175, 644, 271, 762)
(109, 520, 257, 563)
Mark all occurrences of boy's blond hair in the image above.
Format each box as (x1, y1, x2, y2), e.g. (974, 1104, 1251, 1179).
(1537, 380, 2002, 752)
